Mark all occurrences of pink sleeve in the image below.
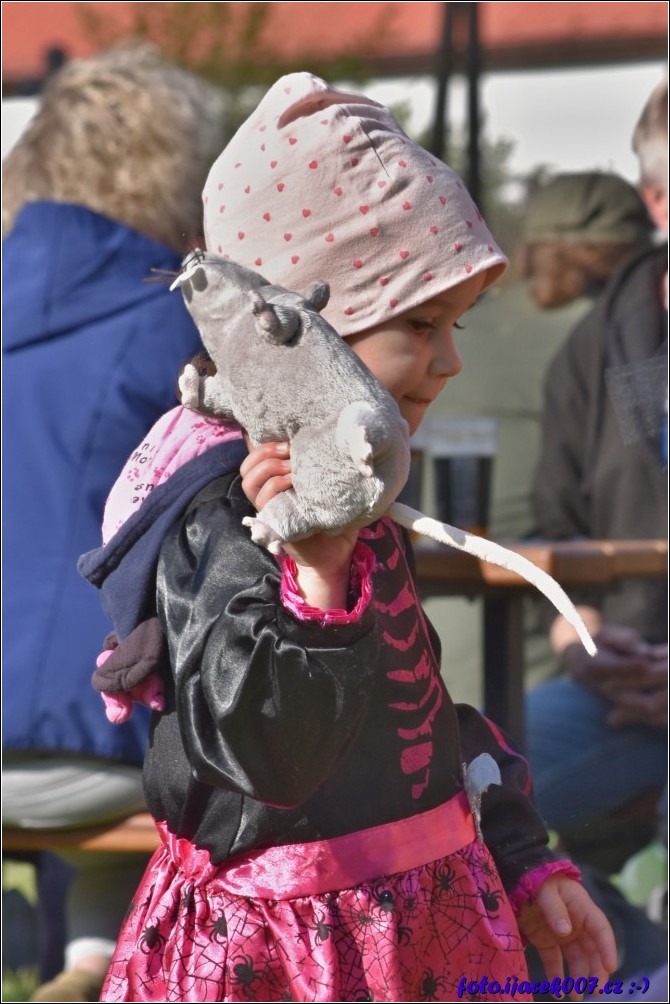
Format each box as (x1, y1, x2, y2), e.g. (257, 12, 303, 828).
(508, 859, 582, 914)
(279, 541, 375, 626)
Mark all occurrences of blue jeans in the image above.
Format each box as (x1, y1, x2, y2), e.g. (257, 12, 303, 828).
(525, 677, 667, 832)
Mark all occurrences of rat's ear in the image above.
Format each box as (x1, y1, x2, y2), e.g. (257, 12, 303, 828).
(304, 281, 330, 313)
(249, 291, 300, 344)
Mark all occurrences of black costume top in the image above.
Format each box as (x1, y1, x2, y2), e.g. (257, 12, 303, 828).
(119, 470, 558, 893)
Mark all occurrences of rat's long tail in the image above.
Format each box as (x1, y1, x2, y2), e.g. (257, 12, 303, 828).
(388, 502, 596, 656)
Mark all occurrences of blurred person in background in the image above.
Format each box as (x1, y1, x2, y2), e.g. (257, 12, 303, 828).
(426, 159, 665, 981)
(526, 79, 667, 876)
(422, 171, 653, 707)
(2, 43, 225, 1002)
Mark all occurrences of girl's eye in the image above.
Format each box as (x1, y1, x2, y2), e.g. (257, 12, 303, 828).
(407, 319, 436, 334)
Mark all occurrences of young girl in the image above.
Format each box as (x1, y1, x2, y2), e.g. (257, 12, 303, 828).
(83, 73, 615, 1002)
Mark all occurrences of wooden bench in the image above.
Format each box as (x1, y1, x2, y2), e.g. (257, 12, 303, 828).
(3, 813, 160, 855)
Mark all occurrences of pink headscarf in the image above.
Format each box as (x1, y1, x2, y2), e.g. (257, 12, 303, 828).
(203, 72, 507, 338)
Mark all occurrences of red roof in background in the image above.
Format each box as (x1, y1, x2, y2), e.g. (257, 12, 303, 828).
(2, 1, 667, 83)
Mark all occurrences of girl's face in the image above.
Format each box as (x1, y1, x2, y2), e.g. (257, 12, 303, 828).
(346, 273, 485, 434)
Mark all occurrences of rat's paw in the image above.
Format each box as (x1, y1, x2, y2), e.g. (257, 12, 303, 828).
(178, 364, 201, 408)
(242, 515, 283, 551)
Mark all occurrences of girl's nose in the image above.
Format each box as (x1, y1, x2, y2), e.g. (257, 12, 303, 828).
(430, 330, 462, 379)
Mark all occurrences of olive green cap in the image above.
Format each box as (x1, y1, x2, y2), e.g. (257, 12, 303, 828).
(524, 171, 653, 244)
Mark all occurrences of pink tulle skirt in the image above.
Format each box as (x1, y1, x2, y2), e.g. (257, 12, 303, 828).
(101, 794, 528, 1002)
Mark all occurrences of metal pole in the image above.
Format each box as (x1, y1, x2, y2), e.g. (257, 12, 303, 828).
(431, 2, 453, 161)
(465, 3, 482, 209)
(483, 594, 526, 749)
(46, 47, 67, 79)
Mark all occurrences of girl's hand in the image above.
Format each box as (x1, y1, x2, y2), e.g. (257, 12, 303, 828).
(240, 440, 293, 511)
(240, 440, 359, 610)
(517, 875, 617, 999)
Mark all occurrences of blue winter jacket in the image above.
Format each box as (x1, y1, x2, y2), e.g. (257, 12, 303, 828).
(2, 201, 202, 764)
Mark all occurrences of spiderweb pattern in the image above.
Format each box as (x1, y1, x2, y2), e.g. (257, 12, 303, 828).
(102, 837, 527, 1002)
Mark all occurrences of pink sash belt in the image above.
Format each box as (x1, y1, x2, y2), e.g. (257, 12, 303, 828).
(158, 792, 476, 900)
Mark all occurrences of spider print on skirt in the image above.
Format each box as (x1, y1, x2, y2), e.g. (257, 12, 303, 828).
(101, 832, 529, 1002)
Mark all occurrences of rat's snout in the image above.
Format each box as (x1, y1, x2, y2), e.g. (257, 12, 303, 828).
(191, 266, 208, 292)
(181, 266, 209, 303)
(171, 261, 209, 300)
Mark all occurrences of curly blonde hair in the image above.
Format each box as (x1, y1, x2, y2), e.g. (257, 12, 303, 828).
(2, 43, 226, 250)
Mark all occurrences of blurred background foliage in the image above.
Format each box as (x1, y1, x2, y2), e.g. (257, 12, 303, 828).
(76, 1, 379, 135)
(74, 1, 535, 262)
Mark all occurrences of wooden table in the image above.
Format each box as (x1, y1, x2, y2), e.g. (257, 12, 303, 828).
(3, 813, 160, 855)
(414, 539, 668, 745)
(4, 541, 664, 858)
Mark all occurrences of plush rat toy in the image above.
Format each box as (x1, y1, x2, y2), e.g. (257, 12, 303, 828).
(176, 250, 411, 550)
(172, 250, 596, 656)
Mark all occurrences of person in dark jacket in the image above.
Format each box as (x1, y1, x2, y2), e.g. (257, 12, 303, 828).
(1, 44, 225, 1002)
(423, 171, 654, 709)
(526, 80, 668, 845)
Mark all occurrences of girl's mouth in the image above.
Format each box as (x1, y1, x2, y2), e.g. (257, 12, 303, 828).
(404, 396, 432, 407)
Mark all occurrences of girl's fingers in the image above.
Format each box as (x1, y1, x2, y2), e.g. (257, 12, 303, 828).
(535, 882, 573, 938)
(572, 890, 617, 976)
(536, 943, 564, 986)
(241, 443, 292, 508)
(239, 441, 289, 479)
(242, 462, 291, 508)
(587, 910, 618, 975)
(561, 941, 590, 998)
(254, 473, 293, 511)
